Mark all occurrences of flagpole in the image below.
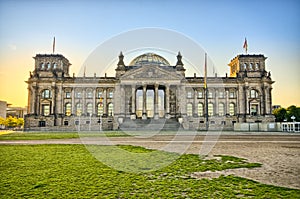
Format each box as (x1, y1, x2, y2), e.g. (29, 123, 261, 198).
(53, 37, 55, 54)
(204, 53, 209, 131)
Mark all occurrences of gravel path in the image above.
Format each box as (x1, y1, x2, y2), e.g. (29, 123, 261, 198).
(1, 134, 299, 189)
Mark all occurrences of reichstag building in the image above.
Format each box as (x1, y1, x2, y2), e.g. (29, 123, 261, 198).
(24, 51, 275, 131)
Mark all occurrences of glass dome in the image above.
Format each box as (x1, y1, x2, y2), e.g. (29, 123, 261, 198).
(129, 53, 170, 66)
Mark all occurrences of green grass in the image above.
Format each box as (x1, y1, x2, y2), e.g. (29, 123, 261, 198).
(0, 131, 131, 140)
(0, 144, 299, 198)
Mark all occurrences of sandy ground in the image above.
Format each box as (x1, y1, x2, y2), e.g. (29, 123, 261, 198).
(1, 133, 299, 189)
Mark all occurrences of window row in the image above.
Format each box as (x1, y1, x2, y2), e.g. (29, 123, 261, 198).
(39, 62, 58, 70)
(64, 90, 114, 99)
(41, 89, 113, 99)
(187, 90, 236, 99)
(64, 103, 114, 116)
(241, 63, 260, 71)
(186, 103, 236, 117)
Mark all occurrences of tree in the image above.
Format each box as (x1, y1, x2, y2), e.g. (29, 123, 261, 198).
(6, 116, 17, 128)
(286, 105, 300, 122)
(273, 105, 300, 122)
(273, 108, 287, 122)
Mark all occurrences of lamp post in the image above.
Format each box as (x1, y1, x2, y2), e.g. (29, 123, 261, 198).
(291, 115, 295, 123)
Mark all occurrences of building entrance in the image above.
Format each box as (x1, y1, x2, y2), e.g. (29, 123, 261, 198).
(135, 85, 165, 118)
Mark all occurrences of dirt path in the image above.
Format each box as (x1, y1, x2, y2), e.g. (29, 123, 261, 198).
(1, 134, 299, 189)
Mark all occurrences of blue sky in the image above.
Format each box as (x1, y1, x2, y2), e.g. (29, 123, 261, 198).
(0, 0, 299, 107)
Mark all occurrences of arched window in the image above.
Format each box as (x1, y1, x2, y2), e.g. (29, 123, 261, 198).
(65, 103, 71, 116)
(218, 103, 225, 116)
(76, 103, 82, 116)
(86, 103, 93, 116)
(249, 63, 253, 70)
(208, 103, 214, 116)
(40, 63, 45, 69)
(255, 63, 260, 70)
(187, 103, 193, 116)
(198, 103, 203, 116)
(250, 89, 259, 98)
(41, 89, 51, 99)
(53, 63, 57, 69)
(108, 103, 114, 116)
(47, 62, 51, 69)
(243, 63, 247, 70)
(229, 103, 235, 116)
(97, 103, 103, 116)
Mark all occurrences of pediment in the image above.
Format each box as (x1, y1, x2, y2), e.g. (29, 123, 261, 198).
(120, 65, 183, 80)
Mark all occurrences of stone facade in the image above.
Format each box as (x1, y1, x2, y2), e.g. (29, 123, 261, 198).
(24, 52, 275, 131)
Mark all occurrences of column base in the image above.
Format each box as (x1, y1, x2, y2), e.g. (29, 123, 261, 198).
(154, 114, 159, 120)
(142, 113, 147, 120)
(130, 114, 136, 120)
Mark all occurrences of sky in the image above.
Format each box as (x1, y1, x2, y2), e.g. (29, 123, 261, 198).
(0, 0, 299, 108)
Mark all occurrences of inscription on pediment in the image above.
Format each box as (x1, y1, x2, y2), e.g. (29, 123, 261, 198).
(121, 66, 180, 80)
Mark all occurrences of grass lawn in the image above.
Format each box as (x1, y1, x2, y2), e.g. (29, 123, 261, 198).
(0, 131, 130, 140)
(0, 144, 299, 198)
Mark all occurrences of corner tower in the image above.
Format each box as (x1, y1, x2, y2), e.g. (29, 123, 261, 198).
(32, 54, 71, 78)
(228, 54, 267, 78)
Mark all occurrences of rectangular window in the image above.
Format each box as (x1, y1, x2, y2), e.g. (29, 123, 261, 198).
(219, 91, 224, 98)
(108, 91, 113, 98)
(208, 91, 213, 98)
(75, 92, 82, 98)
(42, 104, 50, 116)
(250, 104, 258, 116)
(75, 121, 79, 125)
(87, 92, 93, 99)
(229, 91, 235, 98)
(64, 121, 69, 126)
(187, 91, 192, 99)
(97, 91, 103, 98)
(39, 121, 46, 127)
(65, 92, 71, 99)
(198, 91, 203, 98)
(86, 121, 90, 124)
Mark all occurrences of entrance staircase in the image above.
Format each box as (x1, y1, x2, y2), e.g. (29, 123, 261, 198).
(119, 118, 180, 131)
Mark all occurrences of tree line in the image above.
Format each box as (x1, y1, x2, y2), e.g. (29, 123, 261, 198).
(0, 116, 24, 129)
(272, 105, 300, 122)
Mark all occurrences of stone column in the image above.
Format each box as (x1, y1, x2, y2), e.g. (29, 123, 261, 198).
(193, 88, 197, 116)
(142, 85, 147, 119)
(131, 85, 136, 119)
(165, 85, 170, 118)
(154, 84, 159, 119)
(93, 89, 96, 116)
(71, 88, 75, 115)
(82, 89, 86, 115)
(225, 89, 229, 115)
(33, 85, 38, 115)
(103, 88, 107, 116)
(51, 84, 56, 115)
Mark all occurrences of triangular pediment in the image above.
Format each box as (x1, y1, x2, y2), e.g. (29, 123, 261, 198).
(120, 65, 183, 80)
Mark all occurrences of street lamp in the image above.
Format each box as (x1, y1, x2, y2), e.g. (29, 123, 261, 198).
(291, 115, 296, 123)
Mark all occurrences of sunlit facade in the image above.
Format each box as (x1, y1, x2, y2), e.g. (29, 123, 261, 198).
(24, 52, 275, 131)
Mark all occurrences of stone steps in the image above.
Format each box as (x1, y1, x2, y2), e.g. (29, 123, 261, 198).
(119, 118, 180, 131)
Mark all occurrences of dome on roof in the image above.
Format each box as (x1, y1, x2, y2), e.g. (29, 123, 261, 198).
(129, 53, 170, 66)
